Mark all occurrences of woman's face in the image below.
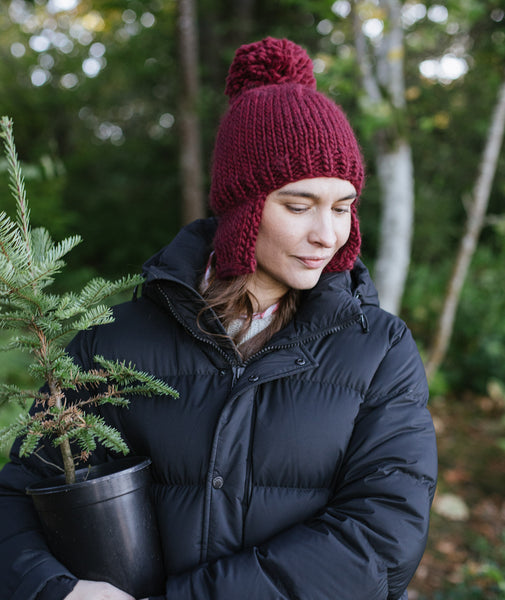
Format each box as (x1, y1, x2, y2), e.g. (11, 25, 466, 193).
(248, 177, 357, 310)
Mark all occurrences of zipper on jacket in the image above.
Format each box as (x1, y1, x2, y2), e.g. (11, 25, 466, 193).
(155, 283, 239, 365)
(359, 313, 369, 333)
(231, 365, 245, 386)
(242, 395, 257, 547)
(242, 312, 368, 365)
(354, 291, 369, 333)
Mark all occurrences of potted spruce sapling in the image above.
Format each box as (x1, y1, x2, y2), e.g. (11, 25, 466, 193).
(0, 117, 178, 597)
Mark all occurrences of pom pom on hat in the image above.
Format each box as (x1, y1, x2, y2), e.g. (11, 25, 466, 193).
(225, 37, 316, 100)
(210, 37, 365, 279)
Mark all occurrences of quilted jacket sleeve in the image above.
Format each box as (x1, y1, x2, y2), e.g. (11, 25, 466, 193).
(155, 326, 437, 600)
(0, 447, 79, 600)
(0, 333, 95, 600)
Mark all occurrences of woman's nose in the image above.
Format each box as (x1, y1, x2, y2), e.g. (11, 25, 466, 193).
(308, 212, 337, 247)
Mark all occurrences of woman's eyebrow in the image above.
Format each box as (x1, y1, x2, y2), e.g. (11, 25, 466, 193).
(277, 190, 318, 199)
(277, 189, 357, 201)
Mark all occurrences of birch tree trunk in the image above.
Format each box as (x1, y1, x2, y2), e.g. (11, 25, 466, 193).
(353, 0, 414, 315)
(425, 78, 505, 382)
(177, 0, 205, 224)
(374, 141, 414, 314)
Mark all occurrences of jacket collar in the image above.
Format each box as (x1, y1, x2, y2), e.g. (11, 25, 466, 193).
(142, 218, 217, 289)
(141, 218, 379, 342)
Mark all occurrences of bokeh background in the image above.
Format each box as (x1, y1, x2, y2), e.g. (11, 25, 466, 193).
(1, 1, 505, 597)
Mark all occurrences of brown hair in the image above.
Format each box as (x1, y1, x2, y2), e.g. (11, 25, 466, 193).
(199, 266, 299, 360)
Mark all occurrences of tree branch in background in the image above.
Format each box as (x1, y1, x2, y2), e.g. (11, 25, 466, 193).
(425, 77, 505, 382)
(177, 0, 205, 224)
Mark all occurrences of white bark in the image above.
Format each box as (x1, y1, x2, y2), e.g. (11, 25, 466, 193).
(425, 78, 505, 381)
(374, 140, 414, 314)
(377, 0, 404, 109)
(353, 0, 414, 315)
(352, 5, 381, 103)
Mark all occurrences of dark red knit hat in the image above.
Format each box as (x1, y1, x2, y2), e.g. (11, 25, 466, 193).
(210, 37, 365, 278)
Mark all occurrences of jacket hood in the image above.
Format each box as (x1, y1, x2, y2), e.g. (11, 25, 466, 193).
(142, 218, 218, 288)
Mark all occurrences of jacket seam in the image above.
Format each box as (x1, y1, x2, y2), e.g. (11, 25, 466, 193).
(385, 467, 437, 493)
(253, 484, 329, 491)
(365, 386, 427, 406)
(292, 378, 365, 397)
(152, 482, 203, 489)
(364, 326, 423, 404)
(151, 369, 223, 377)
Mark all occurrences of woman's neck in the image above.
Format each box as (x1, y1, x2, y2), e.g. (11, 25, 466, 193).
(245, 274, 288, 313)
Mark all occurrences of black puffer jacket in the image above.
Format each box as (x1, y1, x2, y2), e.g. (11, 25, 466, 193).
(0, 218, 437, 600)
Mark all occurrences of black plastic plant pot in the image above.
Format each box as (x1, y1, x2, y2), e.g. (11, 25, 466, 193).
(26, 455, 165, 598)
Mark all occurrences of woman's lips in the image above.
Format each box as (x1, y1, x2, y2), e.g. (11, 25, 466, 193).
(295, 256, 330, 269)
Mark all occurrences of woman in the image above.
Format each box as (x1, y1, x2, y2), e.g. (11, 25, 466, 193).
(0, 37, 437, 600)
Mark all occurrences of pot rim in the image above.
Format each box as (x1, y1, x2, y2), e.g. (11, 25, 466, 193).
(26, 455, 151, 496)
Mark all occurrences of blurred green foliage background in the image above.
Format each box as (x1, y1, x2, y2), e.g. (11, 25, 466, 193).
(0, 1, 505, 595)
(1, 0, 503, 402)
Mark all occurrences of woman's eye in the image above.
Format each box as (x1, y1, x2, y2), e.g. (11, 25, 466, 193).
(287, 204, 309, 213)
(333, 205, 351, 214)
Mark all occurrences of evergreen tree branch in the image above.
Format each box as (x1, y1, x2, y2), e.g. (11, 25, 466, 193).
(94, 355, 179, 398)
(32, 448, 65, 473)
(0, 116, 180, 485)
(0, 117, 34, 279)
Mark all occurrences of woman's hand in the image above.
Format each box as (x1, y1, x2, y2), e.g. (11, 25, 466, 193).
(65, 579, 136, 599)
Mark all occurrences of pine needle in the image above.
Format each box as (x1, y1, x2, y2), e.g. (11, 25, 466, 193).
(0, 117, 34, 279)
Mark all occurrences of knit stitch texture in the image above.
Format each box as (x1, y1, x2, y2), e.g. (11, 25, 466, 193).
(210, 37, 365, 278)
